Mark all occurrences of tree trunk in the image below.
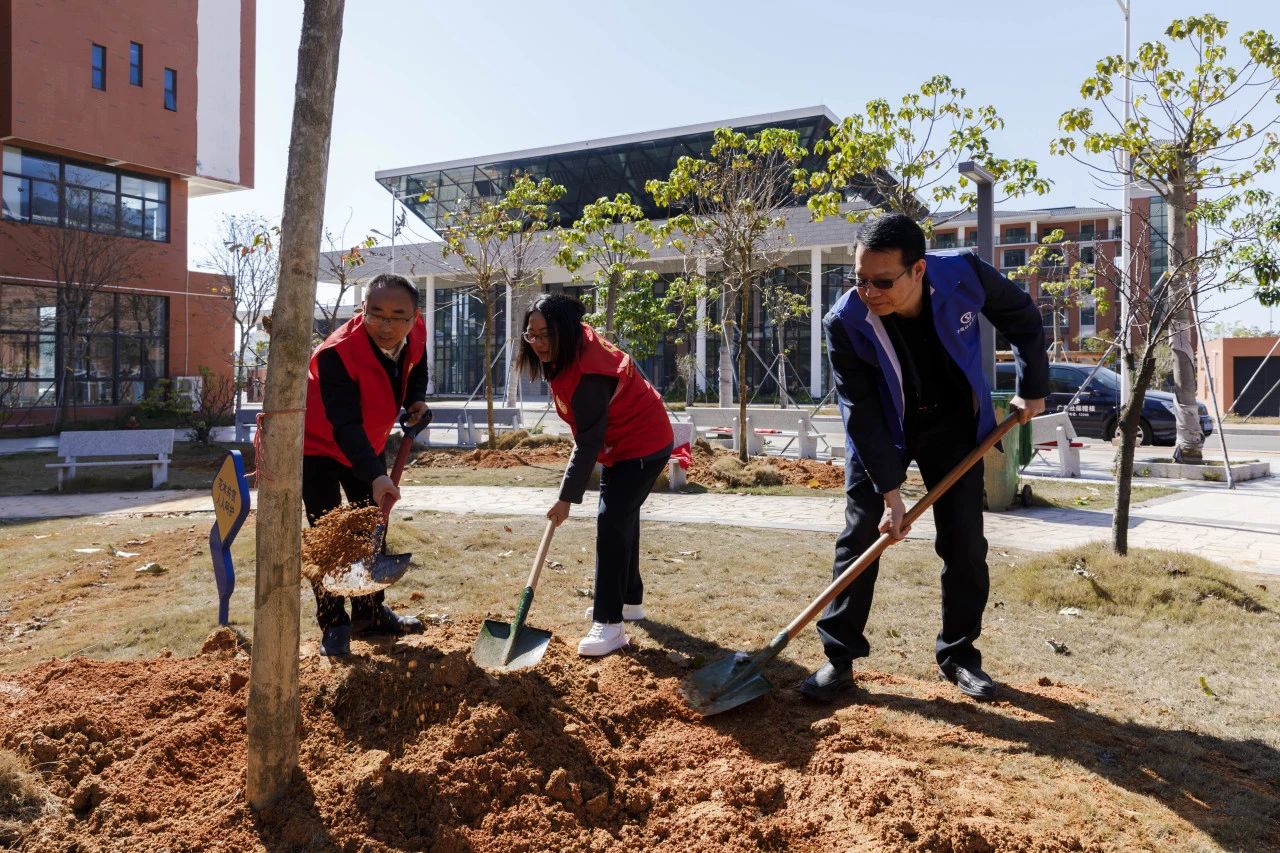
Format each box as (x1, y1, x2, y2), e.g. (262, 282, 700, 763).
(604, 268, 620, 339)
(1111, 348, 1159, 555)
(737, 277, 750, 462)
(52, 307, 69, 433)
(1167, 180, 1202, 462)
(246, 0, 345, 812)
(483, 284, 496, 446)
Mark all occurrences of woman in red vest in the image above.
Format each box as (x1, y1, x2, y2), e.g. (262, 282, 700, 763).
(516, 293, 674, 657)
(302, 273, 430, 657)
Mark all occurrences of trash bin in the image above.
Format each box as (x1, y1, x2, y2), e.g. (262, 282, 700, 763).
(984, 392, 1032, 511)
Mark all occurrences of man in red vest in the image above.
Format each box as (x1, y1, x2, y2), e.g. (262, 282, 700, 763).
(303, 273, 429, 656)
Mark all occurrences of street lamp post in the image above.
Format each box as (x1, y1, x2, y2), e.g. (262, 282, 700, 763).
(959, 160, 997, 386)
(1115, 0, 1132, 412)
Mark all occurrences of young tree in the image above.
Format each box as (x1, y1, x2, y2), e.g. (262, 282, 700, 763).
(439, 175, 565, 445)
(805, 74, 1050, 227)
(647, 126, 808, 461)
(6, 227, 143, 430)
(246, 0, 345, 810)
(1052, 14, 1280, 463)
(317, 222, 377, 340)
(199, 213, 279, 418)
(552, 194, 671, 358)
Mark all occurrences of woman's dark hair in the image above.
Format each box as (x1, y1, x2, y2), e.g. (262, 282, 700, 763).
(515, 292, 587, 381)
(366, 273, 420, 303)
(856, 212, 927, 266)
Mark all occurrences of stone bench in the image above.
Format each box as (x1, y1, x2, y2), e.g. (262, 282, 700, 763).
(667, 421, 696, 490)
(46, 428, 175, 490)
(684, 407, 820, 458)
(412, 406, 471, 447)
(1029, 411, 1083, 477)
(233, 408, 259, 442)
(462, 407, 524, 446)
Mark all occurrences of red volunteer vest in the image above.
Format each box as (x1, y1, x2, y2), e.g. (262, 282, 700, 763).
(303, 313, 427, 466)
(550, 324, 673, 466)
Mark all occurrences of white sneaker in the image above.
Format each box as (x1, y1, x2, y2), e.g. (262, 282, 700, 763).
(583, 604, 646, 621)
(577, 622, 628, 657)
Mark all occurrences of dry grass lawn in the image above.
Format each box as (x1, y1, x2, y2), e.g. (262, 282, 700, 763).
(0, 511, 1278, 848)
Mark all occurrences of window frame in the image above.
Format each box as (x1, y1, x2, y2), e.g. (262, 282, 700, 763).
(163, 68, 177, 111)
(130, 42, 143, 86)
(91, 43, 106, 90)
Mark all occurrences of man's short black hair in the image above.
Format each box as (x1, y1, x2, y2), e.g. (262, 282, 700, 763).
(515, 292, 587, 382)
(856, 212, 927, 266)
(366, 273, 419, 303)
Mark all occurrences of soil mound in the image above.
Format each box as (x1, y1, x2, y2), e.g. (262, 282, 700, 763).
(0, 622, 1117, 852)
(301, 505, 382, 582)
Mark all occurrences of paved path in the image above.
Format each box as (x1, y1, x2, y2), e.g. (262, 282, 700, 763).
(1, 482, 1275, 575)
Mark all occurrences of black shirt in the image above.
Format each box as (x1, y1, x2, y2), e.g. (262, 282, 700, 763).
(882, 284, 973, 432)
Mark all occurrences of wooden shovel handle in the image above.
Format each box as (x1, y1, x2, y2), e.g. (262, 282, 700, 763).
(389, 409, 432, 486)
(524, 519, 557, 590)
(783, 411, 1022, 641)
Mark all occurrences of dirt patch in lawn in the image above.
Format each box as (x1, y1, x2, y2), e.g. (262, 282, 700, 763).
(6, 620, 1278, 852)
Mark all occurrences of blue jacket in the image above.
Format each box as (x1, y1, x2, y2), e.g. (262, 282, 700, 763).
(826, 252, 1048, 493)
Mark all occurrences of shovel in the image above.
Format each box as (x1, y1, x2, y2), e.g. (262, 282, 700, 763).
(323, 410, 431, 597)
(681, 411, 1021, 717)
(472, 519, 557, 671)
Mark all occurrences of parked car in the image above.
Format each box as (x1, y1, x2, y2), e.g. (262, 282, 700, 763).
(995, 362, 1214, 446)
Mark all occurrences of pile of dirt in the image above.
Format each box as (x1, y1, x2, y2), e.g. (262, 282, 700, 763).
(301, 505, 381, 582)
(685, 440, 843, 490)
(0, 622, 1180, 852)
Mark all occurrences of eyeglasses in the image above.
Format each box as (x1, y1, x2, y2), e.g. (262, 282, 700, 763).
(365, 312, 413, 326)
(522, 330, 552, 344)
(848, 267, 911, 291)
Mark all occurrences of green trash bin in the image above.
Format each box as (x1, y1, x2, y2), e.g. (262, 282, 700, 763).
(984, 392, 1031, 511)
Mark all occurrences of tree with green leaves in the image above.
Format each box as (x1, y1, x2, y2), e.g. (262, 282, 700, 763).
(440, 175, 565, 445)
(805, 74, 1050, 227)
(648, 126, 808, 461)
(1052, 14, 1280, 466)
(552, 193, 671, 360)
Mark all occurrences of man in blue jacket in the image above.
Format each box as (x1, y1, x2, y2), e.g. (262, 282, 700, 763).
(803, 213, 1048, 703)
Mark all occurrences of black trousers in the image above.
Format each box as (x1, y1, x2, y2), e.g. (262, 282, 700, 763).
(302, 454, 385, 629)
(590, 445, 672, 624)
(816, 416, 989, 670)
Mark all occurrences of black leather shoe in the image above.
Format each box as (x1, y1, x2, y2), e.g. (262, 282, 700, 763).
(940, 662, 996, 701)
(320, 624, 351, 657)
(799, 661, 856, 702)
(352, 603, 424, 637)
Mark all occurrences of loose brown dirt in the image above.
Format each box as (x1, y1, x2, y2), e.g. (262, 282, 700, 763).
(301, 506, 382, 582)
(6, 621, 1263, 853)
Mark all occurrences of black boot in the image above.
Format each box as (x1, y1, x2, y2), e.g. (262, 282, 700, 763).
(799, 661, 855, 702)
(320, 624, 351, 657)
(352, 602, 423, 637)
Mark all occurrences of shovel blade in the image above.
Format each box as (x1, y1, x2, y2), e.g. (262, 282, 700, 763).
(322, 551, 413, 597)
(679, 650, 774, 717)
(472, 618, 552, 671)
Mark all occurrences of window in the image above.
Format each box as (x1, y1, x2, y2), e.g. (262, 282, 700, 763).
(163, 69, 177, 111)
(1049, 367, 1081, 395)
(1079, 222, 1095, 241)
(1080, 246, 1095, 264)
(1080, 297, 1096, 327)
(934, 233, 958, 249)
(1003, 227, 1029, 244)
(130, 42, 143, 86)
(1002, 249, 1026, 270)
(2, 146, 169, 241)
(91, 44, 106, 90)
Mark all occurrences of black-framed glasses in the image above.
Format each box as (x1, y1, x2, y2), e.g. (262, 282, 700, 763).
(847, 267, 911, 291)
(365, 312, 414, 326)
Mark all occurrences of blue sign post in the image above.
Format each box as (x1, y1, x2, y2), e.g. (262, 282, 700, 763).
(210, 450, 250, 626)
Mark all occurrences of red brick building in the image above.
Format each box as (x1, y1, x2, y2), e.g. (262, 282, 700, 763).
(0, 0, 254, 427)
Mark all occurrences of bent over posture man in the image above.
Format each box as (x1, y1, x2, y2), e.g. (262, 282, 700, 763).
(803, 213, 1048, 703)
(303, 273, 429, 657)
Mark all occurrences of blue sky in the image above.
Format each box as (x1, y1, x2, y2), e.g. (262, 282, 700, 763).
(188, 0, 1280, 330)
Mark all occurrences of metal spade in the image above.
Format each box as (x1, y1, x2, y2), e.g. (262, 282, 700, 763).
(472, 519, 557, 671)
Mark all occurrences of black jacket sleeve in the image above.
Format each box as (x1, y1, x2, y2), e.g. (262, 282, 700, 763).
(967, 254, 1050, 399)
(315, 348, 387, 484)
(825, 312, 907, 494)
(558, 374, 617, 503)
(403, 344, 429, 405)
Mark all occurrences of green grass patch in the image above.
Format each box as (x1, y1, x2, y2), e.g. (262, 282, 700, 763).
(1006, 543, 1276, 623)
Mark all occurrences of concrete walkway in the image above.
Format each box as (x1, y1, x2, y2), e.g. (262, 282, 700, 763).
(1, 482, 1276, 575)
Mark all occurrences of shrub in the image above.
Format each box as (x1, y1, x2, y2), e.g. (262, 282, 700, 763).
(744, 462, 784, 486)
